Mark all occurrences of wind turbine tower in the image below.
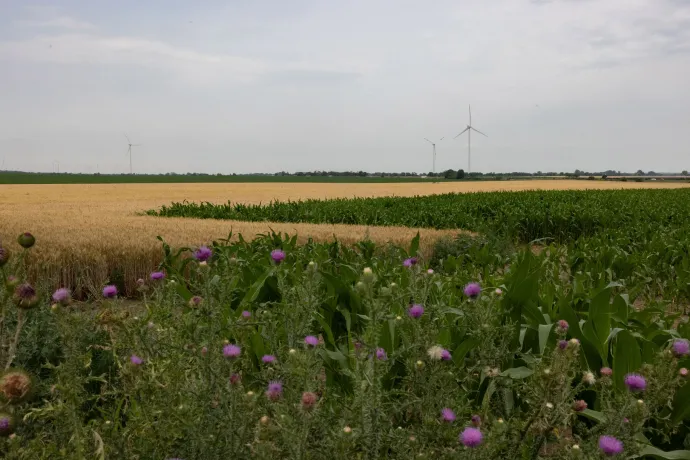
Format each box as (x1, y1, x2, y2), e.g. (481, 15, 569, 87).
(125, 134, 142, 175)
(424, 137, 443, 175)
(453, 105, 487, 174)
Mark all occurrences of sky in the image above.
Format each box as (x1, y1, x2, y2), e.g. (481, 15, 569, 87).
(0, 0, 689, 175)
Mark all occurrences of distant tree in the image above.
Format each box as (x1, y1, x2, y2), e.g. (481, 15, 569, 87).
(602, 175, 608, 180)
(456, 169, 465, 180)
(636, 170, 645, 176)
(444, 169, 456, 179)
(682, 170, 688, 176)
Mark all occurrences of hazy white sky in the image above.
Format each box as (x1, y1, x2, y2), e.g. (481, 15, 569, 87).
(1, 1, 689, 174)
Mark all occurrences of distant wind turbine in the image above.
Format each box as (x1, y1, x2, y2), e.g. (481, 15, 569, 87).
(453, 105, 487, 174)
(125, 134, 142, 174)
(423, 137, 443, 175)
(53, 161, 60, 173)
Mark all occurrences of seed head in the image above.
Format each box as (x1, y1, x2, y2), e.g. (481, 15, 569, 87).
(427, 345, 444, 361)
(194, 246, 212, 262)
(463, 282, 481, 298)
(568, 338, 580, 349)
(0, 370, 32, 404)
(14, 283, 38, 309)
(460, 427, 483, 448)
(408, 304, 424, 319)
(17, 232, 35, 249)
(598, 435, 623, 456)
(270, 249, 286, 264)
(582, 371, 596, 386)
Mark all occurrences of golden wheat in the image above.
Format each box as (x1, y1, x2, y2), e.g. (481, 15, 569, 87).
(1, 180, 687, 297)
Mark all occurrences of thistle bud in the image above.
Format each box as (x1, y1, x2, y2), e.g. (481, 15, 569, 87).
(556, 320, 569, 336)
(572, 400, 587, 412)
(0, 369, 33, 404)
(13, 283, 38, 309)
(680, 368, 688, 378)
(5, 275, 19, 289)
(301, 391, 318, 410)
(0, 247, 9, 267)
(362, 267, 374, 284)
(17, 232, 35, 249)
(260, 415, 270, 425)
(0, 413, 15, 437)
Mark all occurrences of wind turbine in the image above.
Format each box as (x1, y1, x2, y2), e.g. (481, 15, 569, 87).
(53, 161, 60, 173)
(424, 137, 443, 175)
(453, 105, 487, 174)
(125, 134, 142, 175)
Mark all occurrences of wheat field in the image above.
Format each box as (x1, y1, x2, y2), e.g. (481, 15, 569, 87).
(1, 179, 688, 297)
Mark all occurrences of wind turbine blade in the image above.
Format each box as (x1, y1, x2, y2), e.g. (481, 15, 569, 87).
(424, 138, 433, 144)
(470, 127, 488, 137)
(453, 127, 469, 139)
(469, 105, 472, 125)
(124, 133, 131, 144)
(131, 144, 142, 146)
(439, 137, 444, 141)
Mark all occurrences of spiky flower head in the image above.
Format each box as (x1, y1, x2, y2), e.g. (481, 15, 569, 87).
(5, 275, 19, 289)
(17, 232, 35, 249)
(440, 349, 452, 361)
(130, 355, 143, 365)
(150, 271, 165, 281)
(463, 282, 481, 298)
(0, 246, 9, 267)
(301, 391, 318, 410)
(52, 288, 71, 306)
(188, 296, 203, 307)
(495, 288, 503, 295)
(460, 427, 483, 448)
(403, 257, 418, 268)
(471, 415, 482, 427)
(556, 320, 569, 335)
(441, 408, 456, 422)
(102, 285, 117, 298)
(270, 249, 286, 264)
(599, 435, 623, 456)
(230, 373, 241, 385)
(427, 268, 434, 274)
(223, 344, 241, 359)
(0, 370, 32, 404)
(375, 348, 387, 361)
(408, 304, 424, 319)
(262, 354, 276, 364)
(624, 373, 646, 392)
(673, 339, 690, 357)
(0, 413, 14, 437)
(241, 310, 251, 319)
(568, 338, 580, 349)
(558, 340, 568, 350)
(194, 246, 212, 262)
(304, 335, 319, 347)
(14, 283, 38, 309)
(681, 368, 689, 378)
(600, 367, 613, 377)
(362, 267, 374, 284)
(266, 381, 283, 401)
(582, 371, 596, 386)
(573, 400, 587, 412)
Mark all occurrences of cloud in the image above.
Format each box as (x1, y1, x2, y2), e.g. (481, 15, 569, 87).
(15, 16, 97, 30)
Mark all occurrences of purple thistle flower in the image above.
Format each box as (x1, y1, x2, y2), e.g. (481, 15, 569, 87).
(0, 416, 10, 430)
(673, 339, 690, 357)
(463, 282, 481, 298)
(556, 319, 569, 335)
(304, 335, 319, 347)
(403, 257, 418, 268)
(194, 246, 212, 262)
(266, 380, 283, 401)
(130, 355, 143, 365)
(624, 373, 646, 392)
(241, 310, 251, 319)
(52, 287, 71, 306)
(189, 296, 203, 307)
(408, 304, 424, 319)
(440, 349, 452, 361)
(558, 340, 568, 350)
(441, 408, 456, 422)
(103, 285, 117, 298)
(375, 348, 387, 361)
(471, 415, 482, 427)
(262, 354, 277, 364)
(270, 249, 286, 264)
(599, 436, 623, 456)
(150, 271, 165, 281)
(460, 427, 483, 448)
(223, 344, 241, 359)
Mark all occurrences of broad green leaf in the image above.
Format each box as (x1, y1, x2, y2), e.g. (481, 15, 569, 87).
(671, 382, 690, 423)
(240, 268, 272, 307)
(500, 367, 534, 379)
(250, 332, 266, 361)
(578, 409, 606, 423)
(453, 338, 479, 365)
(409, 232, 420, 257)
(538, 323, 553, 355)
(613, 330, 642, 391)
(637, 446, 690, 459)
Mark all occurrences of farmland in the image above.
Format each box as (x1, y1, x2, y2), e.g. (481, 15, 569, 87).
(3, 179, 690, 458)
